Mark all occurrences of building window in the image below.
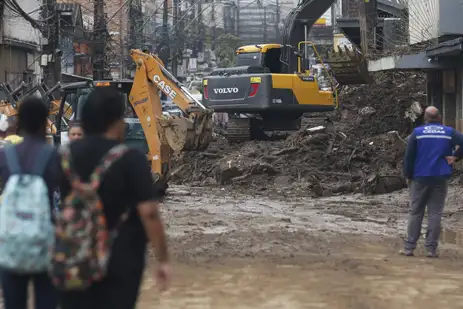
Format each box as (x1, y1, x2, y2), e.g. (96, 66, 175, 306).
(26, 53, 35, 71)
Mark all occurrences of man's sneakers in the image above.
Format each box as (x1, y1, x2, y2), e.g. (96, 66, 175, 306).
(399, 249, 414, 256)
(399, 249, 438, 258)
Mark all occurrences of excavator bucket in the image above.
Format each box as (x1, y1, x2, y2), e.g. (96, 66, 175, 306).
(326, 46, 372, 85)
(159, 109, 214, 152)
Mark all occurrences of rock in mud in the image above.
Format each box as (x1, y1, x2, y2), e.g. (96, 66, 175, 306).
(358, 106, 376, 116)
(274, 176, 293, 187)
(217, 164, 242, 184)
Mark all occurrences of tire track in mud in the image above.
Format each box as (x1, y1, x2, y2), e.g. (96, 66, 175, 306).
(137, 185, 463, 309)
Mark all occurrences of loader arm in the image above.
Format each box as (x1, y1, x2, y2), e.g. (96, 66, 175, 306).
(128, 49, 213, 180)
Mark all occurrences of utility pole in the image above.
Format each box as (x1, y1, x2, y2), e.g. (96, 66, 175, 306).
(119, 0, 124, 79)
(93, 0, 107, 80)
(359, 0, 377, 54)
(211, 0, 216, 50)
(275, 0, 280, 42)
(263, 7, 267, 42)
(158, 0, 170, 99)
(162, 0, 168, 34)
(42, 0, 61, 93)
(197, 0, 203, 53)
(172, 0, 178, 76)
(159, 0, 170, 63)
(236, 0, 240, 37)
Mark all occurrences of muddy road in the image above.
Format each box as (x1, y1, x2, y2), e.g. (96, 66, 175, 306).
(137, 185, 463, 309)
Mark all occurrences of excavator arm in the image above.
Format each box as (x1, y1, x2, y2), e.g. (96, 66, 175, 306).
(128, 49, 213, 181)
(281, 0, 371, 84)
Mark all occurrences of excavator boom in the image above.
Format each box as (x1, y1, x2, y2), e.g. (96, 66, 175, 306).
(282, 0, 371, 85)
(128, 49, 213, 182)
(129, 49, 213, 151)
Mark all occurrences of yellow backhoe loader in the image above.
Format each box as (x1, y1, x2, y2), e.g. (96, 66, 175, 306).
(54, 49, 213, 190)
(128, 49, 213, 184)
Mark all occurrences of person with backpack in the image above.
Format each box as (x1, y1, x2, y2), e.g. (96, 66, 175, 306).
(0, 96, 60, 309)
(53, 88, 170, 309)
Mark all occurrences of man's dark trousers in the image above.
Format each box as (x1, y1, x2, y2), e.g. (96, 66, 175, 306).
(404, 180, 448, 252)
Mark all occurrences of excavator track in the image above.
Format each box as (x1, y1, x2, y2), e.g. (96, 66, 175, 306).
(227, 118, 252, 142)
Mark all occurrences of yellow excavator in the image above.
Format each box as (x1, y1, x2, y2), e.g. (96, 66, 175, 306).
(203, 0, 371, 142)
(203, 42, 338, 141)
(54, 49, 213, 190)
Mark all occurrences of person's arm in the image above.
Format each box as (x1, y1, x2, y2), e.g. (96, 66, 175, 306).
(451, 129, 463, 158)
(125, 150, 169, 288)
(403, 131, 417, 180)
(138, 201, 169, 262)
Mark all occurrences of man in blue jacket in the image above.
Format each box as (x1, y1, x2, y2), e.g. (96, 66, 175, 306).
(402, 106, 463, 258)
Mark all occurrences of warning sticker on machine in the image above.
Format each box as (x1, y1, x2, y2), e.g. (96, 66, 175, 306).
(124, 118, 140, 124)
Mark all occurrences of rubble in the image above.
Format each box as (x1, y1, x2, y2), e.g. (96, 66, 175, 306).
(171, 72, 426, 196)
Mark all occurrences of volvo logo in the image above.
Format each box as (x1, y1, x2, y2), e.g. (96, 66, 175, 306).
(213, 87, 239, 94)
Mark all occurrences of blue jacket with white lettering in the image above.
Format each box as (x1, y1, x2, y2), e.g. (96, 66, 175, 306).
(403, 123, 463, 182)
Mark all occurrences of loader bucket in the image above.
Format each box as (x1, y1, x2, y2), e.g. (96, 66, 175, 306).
(159, 110, 214, 152)
(326, 46, 372, 85)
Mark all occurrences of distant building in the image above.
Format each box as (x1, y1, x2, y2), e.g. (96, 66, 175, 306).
(237, 0, 281, 45)
(56, 3, 92, 78)
(237, 0, 333, 47)
(0, 0, 43, 89)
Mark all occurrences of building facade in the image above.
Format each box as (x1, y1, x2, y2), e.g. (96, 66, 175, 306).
(56, 3, 92, 78)
(367, 0, 463, 131)
(0, 0, 43, 89)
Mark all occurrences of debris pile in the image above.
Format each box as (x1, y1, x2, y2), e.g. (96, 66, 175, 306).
(171, 72, 426, 196)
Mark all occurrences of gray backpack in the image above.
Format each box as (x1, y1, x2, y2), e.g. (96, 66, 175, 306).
(0, 140, 12, 148)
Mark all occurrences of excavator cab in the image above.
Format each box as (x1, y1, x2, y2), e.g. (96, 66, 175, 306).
(235, 44, 283, 73)
(54, 80, 148, 152)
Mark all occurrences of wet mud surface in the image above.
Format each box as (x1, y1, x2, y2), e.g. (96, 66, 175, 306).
(138, 185, 463, 309)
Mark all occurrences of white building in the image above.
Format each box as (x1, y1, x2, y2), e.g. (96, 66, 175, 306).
(0, 0, 43, 89)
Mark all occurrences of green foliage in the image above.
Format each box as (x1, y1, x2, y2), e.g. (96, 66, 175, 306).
(215, 34, 242, 67)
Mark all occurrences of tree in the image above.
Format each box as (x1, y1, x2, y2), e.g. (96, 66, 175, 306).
(214, 33, 242, 67)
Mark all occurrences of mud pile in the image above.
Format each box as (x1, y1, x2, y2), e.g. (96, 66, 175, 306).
(171, 72, 426, 196)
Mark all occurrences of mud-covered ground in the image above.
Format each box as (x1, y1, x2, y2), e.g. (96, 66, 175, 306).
(140, 72, 459, 308)
(138, 185, 463, 309)
(171, 72, 426, 197)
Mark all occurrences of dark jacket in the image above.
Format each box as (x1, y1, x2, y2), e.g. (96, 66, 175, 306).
(403, 123, 463, 183)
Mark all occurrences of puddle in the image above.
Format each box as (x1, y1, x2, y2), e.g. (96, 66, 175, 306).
(139, 259, 463, 309)
(440, 228, 463, 246)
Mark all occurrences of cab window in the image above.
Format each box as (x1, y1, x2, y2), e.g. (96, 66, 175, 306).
(263, 48, 282, 73)
(236, 52, 262, 66)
